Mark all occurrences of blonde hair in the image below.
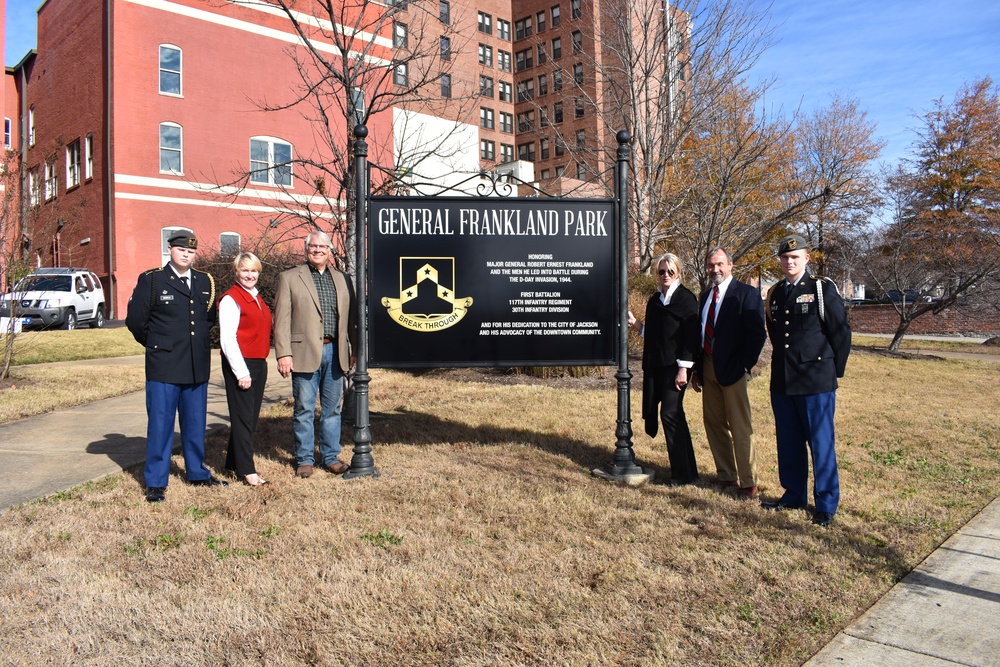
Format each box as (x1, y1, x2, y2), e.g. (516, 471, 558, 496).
(655, 253, 683, 283)
(233, 252, 262, 273)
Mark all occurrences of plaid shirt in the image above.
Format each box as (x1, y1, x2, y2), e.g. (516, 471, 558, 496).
(309, 264, 339, 340)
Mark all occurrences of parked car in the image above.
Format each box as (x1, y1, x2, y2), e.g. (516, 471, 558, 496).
(881, 289, 932, 304)
(0, 267, 106, 330)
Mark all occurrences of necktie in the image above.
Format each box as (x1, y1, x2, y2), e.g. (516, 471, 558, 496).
(180, 276, 189, 292)
(704, 285, 718, 355)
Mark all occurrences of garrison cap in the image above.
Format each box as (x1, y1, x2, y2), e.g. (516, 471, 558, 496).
(167, 230, 198, 249)
(777, 234, 808, 255)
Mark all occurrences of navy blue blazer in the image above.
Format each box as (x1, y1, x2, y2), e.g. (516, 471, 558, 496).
(126, 265, 217, 385)
(695, 278, 767, 386)
(766, 273, 851, 395)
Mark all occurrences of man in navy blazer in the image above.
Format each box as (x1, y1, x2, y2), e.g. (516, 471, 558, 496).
(692, 248, 767, 498)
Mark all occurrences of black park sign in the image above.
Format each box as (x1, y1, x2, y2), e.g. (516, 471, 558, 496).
(368, 196, 618, 368)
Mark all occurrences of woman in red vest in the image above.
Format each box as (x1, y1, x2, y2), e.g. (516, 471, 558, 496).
(219, 252, 273, 486)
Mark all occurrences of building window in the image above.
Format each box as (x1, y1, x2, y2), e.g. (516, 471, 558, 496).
(44, 160, 57, 201)
(478, 11, 492, 34)
(516, 110, 534, 132)
(572, 0, 581, 19)
(556, 165, 565, 177)
(480, 75, 494, 97)
(159, 122, 183, 174)
(539, 106, 549, 127)
(500, 111, 513, 133)
(28, 107, 35, 147)
(440, 74, 452, 98)
(439, 0, 450, 24)
(28, 167, 40, 206)
(538, 74, 548, 96)
(480, 139, 495, 160)
(159, 44, 182, 96)
(573, 30, 582, 52)
(480, 107, 495, 130)
(394, 22, 408, 48)
(551, 5, 561, 27)
(517, 142, 536, 161)
(550, 38, 562, 61)
(577, 162, 586, 179)
(498, 50, 511, 72)
(540, 168, 550, 179)
(220, 232, 241, 257)
(387, 0, 408, 9)
(516, 79, 535, 102)
(500, 144, 514, 163)
(536, 11, 546, 32)
(574, 63, 584, 85)
(499, 81, 513, 102)
(537, 44, 547, 65)
(553, 70, 563, 91)
(515, 49, 533, 72)
(497, 18, 511, 41)
(555, 138, 566, 156)
(85, 134, 94, 180)
(478, 44, 493, 67)
(575, 97, 585, 118)
(250, 137, 293, 187)
(440, 36, 451, 60)
(66, 139, 82, 189)
(394, 62, 408, 86)
(540, 138, 550, 159)
(3, 117, 10, 149)
(553, 101, 563, 123)
(576, 129, 586, 148)
(514, 17, 532, 40)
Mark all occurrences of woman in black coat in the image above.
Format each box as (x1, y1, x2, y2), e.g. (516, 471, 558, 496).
(628, 253, 700, 485)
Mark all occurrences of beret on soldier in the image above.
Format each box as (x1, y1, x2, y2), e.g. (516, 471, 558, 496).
(167, 230, 198, 249)
(777, 234, 808, 255)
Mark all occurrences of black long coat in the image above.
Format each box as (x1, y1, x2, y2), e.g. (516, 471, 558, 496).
(641, 285, 700, 435)
(126, 265, 217, 385)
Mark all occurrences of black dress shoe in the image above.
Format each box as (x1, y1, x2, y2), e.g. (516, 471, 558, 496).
(189, 476, 229, 487)
(146, 487, 166, 503)
(812, 511, 834, 527)
(761, 499, 805, 511)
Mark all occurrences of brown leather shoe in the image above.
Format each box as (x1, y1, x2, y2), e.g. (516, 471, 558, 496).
(296, 465, 313, 478)
(327, 460, 349, 475)
(736, 485, 759, 500)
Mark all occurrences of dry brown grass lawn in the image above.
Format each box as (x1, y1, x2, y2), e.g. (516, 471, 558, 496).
(1, 351, 998, 666)
(0, 364, 146, 424)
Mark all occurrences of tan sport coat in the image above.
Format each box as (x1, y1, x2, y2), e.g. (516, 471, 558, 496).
(273, 264, 357, 374)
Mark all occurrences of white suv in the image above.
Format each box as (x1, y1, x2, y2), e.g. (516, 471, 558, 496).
(1, 267, 106, 330)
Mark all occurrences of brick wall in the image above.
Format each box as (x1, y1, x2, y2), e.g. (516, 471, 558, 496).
(848, 304, 1000, 336)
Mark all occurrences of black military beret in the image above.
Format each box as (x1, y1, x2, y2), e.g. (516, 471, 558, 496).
(777, 234, 808, 255)
(167, 230, 198, 249)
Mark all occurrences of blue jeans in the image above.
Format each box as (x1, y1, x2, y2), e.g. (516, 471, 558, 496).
(291, 342, 344, 467)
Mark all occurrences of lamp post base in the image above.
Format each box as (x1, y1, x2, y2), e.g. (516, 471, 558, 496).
(591, 465, 655, 487)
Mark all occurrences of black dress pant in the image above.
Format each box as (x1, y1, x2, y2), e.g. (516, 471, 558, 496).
(647, 364, 699, 483)
(222, 355, 268, 476)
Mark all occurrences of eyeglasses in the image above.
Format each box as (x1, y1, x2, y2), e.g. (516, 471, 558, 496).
(658, 269, 676, 276)
(307, 244, 329, 251)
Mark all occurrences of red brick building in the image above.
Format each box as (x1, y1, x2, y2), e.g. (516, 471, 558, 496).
(6, 0, 683, 316)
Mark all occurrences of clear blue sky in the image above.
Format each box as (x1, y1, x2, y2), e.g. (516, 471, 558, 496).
(6, 0, 1000, 167)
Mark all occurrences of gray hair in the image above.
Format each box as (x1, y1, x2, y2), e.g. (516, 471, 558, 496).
(304, 230, 334, 253)
(705, 247, 732, 264)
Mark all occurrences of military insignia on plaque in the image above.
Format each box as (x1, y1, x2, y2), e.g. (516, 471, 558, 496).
(381, 258, 473, 332)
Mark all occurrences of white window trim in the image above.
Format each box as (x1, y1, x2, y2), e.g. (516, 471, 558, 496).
(249, 136, 294, 188)
(159, 44, 183, 97)
(220, 232, 242, 256)
(159, 122, 184, 175)
(66, 140, 82, 189)
(85, 134, 94, 180)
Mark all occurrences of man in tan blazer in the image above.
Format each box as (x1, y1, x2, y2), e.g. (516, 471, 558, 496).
(273, 231, 357, 478)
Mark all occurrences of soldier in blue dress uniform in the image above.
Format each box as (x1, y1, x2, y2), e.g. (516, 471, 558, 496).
(126, 230, 224, 502)
(762, 234, 851, 526)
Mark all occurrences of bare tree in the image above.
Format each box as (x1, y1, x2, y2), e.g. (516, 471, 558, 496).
(225, 0, 481, 274)
(1, 148, 30, 378)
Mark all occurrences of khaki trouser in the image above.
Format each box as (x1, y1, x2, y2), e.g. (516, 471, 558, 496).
(701, 355, 757, 488)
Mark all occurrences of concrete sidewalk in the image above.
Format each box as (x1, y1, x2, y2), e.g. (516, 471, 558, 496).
(0, 353, 292, 511)
(1, 355, 998, 665)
